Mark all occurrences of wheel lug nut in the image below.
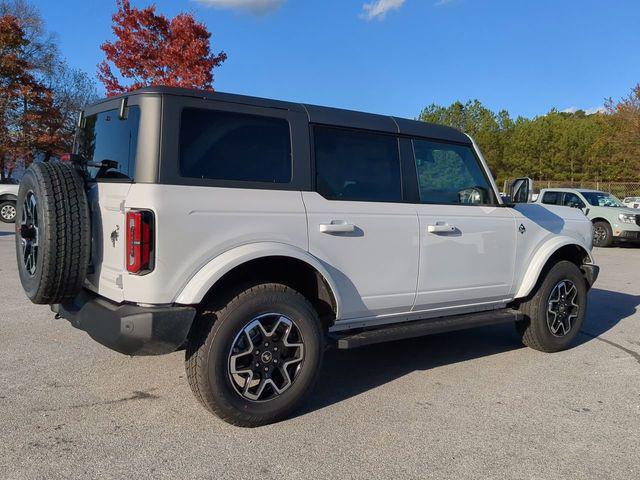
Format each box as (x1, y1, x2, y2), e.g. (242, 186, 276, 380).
(274, 359, 278, 364)
(264, 367, 269, 372)
(255, 363, 259, 367)
(265, 342, 269, 347)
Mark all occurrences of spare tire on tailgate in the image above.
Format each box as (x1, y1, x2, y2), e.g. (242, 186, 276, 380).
(15, 161, 91, 305)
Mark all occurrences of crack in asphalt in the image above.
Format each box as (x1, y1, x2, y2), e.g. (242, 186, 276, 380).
(581, 330, 640, 365)
(67, 390, 160, 409)
(36, 390, 160, 413)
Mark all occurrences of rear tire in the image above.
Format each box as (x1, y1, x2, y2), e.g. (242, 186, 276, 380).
(0, 200, 16, 223)
(185, 283, 324, 427)
(592, 220, 613, 248)
(515, 261, 587, 353)
(15, 162, 91, 304)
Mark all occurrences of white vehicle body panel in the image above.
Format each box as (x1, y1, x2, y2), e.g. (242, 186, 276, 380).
(85, 182, 131, 302)
(91, 184, 308, 305)
(413, 204, 516, 311)
(302, 191, 419, 320)
(511, 203, 594, 299)
(0, 183, 19, 197)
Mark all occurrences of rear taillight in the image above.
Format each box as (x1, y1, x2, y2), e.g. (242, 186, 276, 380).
(126, 210, 154, 274)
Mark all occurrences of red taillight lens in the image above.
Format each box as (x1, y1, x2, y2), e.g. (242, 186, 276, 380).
(126, 210, 154, 274)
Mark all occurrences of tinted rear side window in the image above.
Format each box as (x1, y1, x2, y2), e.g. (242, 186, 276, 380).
(77, 106, 140, 181)
(179, 108, 292, 183)
(542, 191, 561, 205)
(314, 127, 402, 202)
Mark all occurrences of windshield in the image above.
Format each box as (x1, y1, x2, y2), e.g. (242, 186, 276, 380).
(580, 191, 624, 207)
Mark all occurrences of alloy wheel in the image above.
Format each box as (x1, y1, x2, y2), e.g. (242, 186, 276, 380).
(593, 225, 607, 245)
(19, 192, 39, 276)
(546, 280, 579, 337)
(1, 203, 16, 222)
(228, 313, 305, 402)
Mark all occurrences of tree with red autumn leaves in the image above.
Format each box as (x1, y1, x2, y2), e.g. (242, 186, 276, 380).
(98, 0, 227, 96)
(0, 14, 63, 179)
(1, 0, 97, 179)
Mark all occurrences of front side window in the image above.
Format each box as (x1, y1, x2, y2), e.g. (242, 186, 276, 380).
(542, 191, 561, 205)
(314, 127, 402, 202)
(77, 106, 140, 181)
(413, 139, 494, 205)
(179, 108, 292, 183)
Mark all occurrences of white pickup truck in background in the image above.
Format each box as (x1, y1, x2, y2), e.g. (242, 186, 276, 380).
(0, 178, 19, 223)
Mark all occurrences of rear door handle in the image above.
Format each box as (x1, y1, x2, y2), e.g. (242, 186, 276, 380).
(427, 223, 457, 234)
(320, 220, 355, 234)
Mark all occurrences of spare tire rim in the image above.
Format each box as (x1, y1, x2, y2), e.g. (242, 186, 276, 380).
(546, 280, 579, 337)
(228, 313, 305, 402)
(19, 191, 39, 276)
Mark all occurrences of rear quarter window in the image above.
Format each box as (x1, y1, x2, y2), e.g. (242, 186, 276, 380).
(179, 108, 292, 183)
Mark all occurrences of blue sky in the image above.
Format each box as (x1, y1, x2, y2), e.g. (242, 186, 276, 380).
(32, 0, 640, 119)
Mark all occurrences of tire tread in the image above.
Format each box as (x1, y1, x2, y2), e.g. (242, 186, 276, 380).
(17, 162, 91, 304)
(185, 283, 321, 427)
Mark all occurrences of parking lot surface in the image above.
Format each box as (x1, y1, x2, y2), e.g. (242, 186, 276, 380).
(1, 221, 639, 479)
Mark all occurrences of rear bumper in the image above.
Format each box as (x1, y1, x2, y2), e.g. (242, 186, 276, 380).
(51, 290, 196, 356)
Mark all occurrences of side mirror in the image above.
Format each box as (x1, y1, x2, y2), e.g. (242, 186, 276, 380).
(510, 177, 534, 203)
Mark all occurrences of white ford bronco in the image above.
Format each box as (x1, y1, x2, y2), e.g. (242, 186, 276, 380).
(16, 87, 599, 427)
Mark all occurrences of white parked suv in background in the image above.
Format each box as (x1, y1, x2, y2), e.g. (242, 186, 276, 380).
(537, 188, 640, 247)
(623, 197, 640, 209)
(16, 87, 599, 427)
(0, 177, 19, 223)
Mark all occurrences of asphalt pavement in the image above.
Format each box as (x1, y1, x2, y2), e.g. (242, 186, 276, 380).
(1, 221, 639, 479)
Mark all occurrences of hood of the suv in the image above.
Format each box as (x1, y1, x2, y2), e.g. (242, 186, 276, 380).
(589, 205, 640, 217)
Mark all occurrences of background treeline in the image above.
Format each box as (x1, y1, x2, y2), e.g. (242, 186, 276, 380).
(419, 85, 640, 187)
(2, 0, 639, 187)
(0, 0, 97, 181)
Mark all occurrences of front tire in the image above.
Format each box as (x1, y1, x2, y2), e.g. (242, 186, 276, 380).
(0, 200, 16, 223)
(516, 261, 587, 353)
(185, 283, 324, 427)
(593, 220, 613, 247)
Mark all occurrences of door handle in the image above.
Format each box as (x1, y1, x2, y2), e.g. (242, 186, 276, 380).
(319, 220, 355, 234)
(427, 224, 457, 234)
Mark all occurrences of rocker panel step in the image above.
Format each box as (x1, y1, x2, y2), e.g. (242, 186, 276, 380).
(334, 308, 523, 349)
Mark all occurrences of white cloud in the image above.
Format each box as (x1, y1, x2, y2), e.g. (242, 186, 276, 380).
(193, 0, 285, 16)
(360, 0, 406, 21)
(561, 105, 606, 115)
(585, 105, 606, 115)
(434, 0, 454, 6)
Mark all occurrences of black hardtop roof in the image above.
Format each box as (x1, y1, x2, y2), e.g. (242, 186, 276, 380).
(92, 86, 471, 144)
